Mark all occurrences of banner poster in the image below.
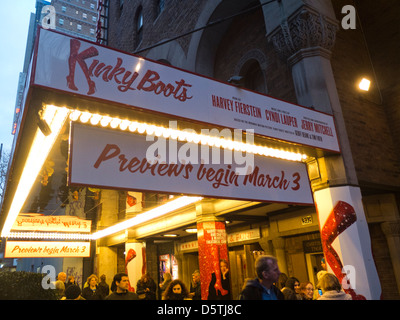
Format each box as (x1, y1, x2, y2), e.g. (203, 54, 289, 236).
(69, 123, 313, 205)
(197, 221, 232, 300)
(12, 214, 91, 233)
(5, 241, 90, 258)
(125, 242, 146, 293)
(314, 186, 381, 300)
(33, 28, 339, 152)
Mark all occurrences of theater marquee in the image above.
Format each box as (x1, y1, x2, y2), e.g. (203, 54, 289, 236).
(5, 241, 91, 258)
(69, 123, 313, 205)
(33, 28, 340, 153)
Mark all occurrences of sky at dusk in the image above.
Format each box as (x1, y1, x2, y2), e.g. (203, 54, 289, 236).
(0, 1, 36, 153)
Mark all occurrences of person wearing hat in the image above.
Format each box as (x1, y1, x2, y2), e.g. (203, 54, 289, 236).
(62, 284, 85, 300)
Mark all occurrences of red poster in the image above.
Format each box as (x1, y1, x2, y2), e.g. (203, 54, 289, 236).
(197, 221, 232, 300)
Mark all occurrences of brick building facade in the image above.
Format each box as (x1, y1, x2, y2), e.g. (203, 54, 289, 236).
(1, 0, 398, 300)
(102, 0, 400, 299)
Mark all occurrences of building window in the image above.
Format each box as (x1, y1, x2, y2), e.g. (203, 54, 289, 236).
(135, 6, 143, 47)
(77, 24, 82, 31)
(92, 16, 97, 22)
(90, 3, 95, 10)
(59, 18, 64, 25)
(83, 13, 87, 19)
(240, 59, 266, 94)
(61, 6, 66, 12)
(90, 28, 95, 35)
(157, 0, 165, 17)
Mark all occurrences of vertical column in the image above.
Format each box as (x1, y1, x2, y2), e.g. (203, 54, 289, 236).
(265, 2, 382, 299)
(314, 186, 381, 299)
(381, 221, 400, 294)
(196, 200, 232, 300)
(96, 189, 119, 288)
(272, 237, 288, 275)
(125, 241, 146, 292)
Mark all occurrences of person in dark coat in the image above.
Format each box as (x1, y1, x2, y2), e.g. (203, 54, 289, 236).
(105, 273, 138, 300)
(239, 255, 284, 300)
(189, 270, 201, 300)
(98, 274, 110, 297)
(81, 274, 105, 300)
(282, 277, 301, 300)
(136, 273, 157, 300)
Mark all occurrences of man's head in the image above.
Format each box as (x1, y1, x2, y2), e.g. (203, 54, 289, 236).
(255, 255, 281, 287)
(57, 272, 67, 283)
(113, 273, 130, 292)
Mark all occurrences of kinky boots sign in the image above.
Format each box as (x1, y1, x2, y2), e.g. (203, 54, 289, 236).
(33, 28, 340, 153)
(66, 38, 193, 101)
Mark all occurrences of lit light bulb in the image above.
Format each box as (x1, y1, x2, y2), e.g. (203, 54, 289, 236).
(359, 78, 371, 91)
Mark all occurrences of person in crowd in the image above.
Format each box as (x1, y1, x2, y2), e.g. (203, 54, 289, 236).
(159, 272, 172, 298)
(136, 273, 157, 300)
(105, 273, 139, 300)
(315, 270, 328, 299)
(82, 274, 105, 300)
(276, 273, 288, 291)
(54, 280, 65, 299)
(98, 274, 110, 297)
(62, 284, 85, 300)
(239, 255, 283, 300)
(317, 273, 352, 300)
(189, 270, 201, 300)
(65, 275, 77, 289)
(207, 260, 232, 300)
(57, 272, 67, 284)
(299, 281, 314, 300)
(282, 277, 301, 300)
(321, 257, 327, 271)
(162, 279, 191, 300)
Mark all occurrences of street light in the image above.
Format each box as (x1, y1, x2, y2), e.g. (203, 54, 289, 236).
(358, 78, 371, 91)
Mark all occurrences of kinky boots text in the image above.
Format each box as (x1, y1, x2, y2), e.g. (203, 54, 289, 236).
(66, 39, 193, 101)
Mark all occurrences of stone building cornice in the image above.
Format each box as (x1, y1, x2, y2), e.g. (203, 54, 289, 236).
(267, 4, 339, 61)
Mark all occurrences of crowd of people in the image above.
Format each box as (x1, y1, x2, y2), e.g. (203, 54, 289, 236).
(53, 255, 351, 300)
(239, 255, 352, 300)
(53, 271, 195, 300)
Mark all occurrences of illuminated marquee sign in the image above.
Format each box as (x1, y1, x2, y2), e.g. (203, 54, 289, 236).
(5, 241, 91, 258)
(11, 214, 91, 233)
(69, 123, 314, 205)
(33, 28, 340, 152)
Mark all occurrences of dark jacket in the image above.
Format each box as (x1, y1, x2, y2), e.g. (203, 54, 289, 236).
(190, 282, 202, 300)
(98, 281, 110, 297)
(239, 278, 284, 300)
(136, 278, 157, 300)
(81, 285, 105, 300)
(105, 290, 139, 300)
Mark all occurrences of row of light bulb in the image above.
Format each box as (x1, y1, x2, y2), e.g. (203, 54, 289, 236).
(69, 110, 308, 162)
(7, 232, 92, 241)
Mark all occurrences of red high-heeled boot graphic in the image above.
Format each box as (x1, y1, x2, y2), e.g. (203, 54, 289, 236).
(125, 248, 137, 292)
(67, 39, 99, 95)
(210, 246, 228, 296)
(320, 201, 366, 300)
